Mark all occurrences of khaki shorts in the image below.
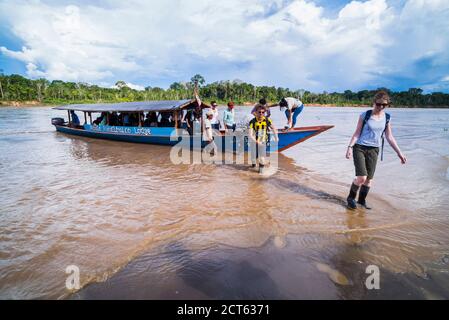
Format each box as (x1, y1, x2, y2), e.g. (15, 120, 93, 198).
(353, 144, 379, 179)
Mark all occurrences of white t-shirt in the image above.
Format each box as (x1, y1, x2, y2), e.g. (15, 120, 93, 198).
(203, 118, 213, 141)
(210, 108, 219, 124)
(285, 97, 303, 111)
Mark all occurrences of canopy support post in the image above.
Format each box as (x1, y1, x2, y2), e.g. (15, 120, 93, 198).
(67, 110, 71, 126)
(84, 112, 87, 125)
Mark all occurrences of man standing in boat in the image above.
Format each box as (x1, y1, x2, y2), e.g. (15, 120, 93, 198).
(248, 104, 278, 173)
(345, 90, 407, 210)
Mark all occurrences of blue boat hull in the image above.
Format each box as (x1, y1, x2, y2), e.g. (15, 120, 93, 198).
(55, 125, 333, 153)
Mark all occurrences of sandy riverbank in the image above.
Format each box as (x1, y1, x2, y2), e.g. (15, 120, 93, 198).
(0, 100, 49, 107)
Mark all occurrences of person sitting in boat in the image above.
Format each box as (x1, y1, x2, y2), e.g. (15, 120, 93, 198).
(223, 102, 236, 132)
(251, 98, 272, 118)
(143, 113, 150, 127)
(70, 110, 80, 127)
(210, 101, 220, 130)
(248, 105, 278, 173)
(159, 112, 173, 127)
(93, 116, 101, 125)
(128, 113, 139, 126)
(109, 112, 119, 126)
(121, 113, 130, 126)
(184, 105, 202, 135)
(93, 112, 105, 125)
(144, 112, 158, 127)
(279, 97, 304, 130)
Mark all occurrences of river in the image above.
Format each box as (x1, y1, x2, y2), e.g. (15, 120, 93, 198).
(0, 106, 448, 299)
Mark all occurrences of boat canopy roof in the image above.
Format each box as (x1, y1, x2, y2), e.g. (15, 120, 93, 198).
(53, 99, 209, 113)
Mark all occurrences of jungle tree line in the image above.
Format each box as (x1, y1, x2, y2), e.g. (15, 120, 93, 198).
(0, 73, 448, 107)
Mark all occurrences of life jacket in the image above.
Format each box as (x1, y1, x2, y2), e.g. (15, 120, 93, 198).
(249, 116, 273, 142)
(361, 109, 391, 161)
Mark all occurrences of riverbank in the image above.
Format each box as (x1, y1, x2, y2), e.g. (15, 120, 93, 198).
(0, 100, 48, 107)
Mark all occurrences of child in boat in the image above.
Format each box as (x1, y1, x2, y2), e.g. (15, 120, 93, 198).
(345, 90, 407, 209)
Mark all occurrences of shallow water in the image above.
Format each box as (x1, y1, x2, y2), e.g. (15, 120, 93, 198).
(0, 106, 448, 299)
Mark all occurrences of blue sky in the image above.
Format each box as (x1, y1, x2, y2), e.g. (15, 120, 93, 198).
(1, 0, 448, 92)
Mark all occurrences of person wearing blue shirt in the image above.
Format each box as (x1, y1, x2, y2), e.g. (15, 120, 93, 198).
(70, 110, 80, 127)
(223, 101, 236, 132)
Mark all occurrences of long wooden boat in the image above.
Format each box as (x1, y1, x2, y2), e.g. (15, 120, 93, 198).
(52, 99, 333, 153)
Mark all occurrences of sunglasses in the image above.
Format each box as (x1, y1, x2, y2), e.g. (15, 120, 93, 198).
(375, 103, 389, 108)
(257, 111, 265, 114)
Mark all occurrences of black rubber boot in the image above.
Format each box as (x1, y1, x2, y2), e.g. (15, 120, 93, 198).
(357, 185, 372, 209)
(347, 183, 359, 210)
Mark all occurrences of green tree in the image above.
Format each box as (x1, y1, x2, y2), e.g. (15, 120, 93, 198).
(190, 74, 205, 87)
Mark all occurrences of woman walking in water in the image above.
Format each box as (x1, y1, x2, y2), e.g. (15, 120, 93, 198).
(346, 90, 407, 209)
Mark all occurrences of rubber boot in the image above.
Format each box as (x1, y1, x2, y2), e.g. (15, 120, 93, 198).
(347, 183, 359, 210)
(357, 185, 372, 209)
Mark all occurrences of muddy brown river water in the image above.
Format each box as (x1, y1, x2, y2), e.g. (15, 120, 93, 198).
(0, 106, 448, 299)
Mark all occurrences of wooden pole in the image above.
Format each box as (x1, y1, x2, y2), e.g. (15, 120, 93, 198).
(138, 112, 142, 127)
(67, 110, 71, 126)
(84, 112, 87, 125)
(89, 112, 92, 124)
(174, 111, 178, 128)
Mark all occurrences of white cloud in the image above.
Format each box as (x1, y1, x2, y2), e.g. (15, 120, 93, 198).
(0, 0, 448, 91)
(111, 82, 145, 91)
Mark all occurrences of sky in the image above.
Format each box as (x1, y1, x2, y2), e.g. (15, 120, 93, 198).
(1, 0, 449, 93)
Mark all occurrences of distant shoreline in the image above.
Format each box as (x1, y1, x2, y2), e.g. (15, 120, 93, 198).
(1, 100, 448, 109)
(0, 101, 51, 107)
